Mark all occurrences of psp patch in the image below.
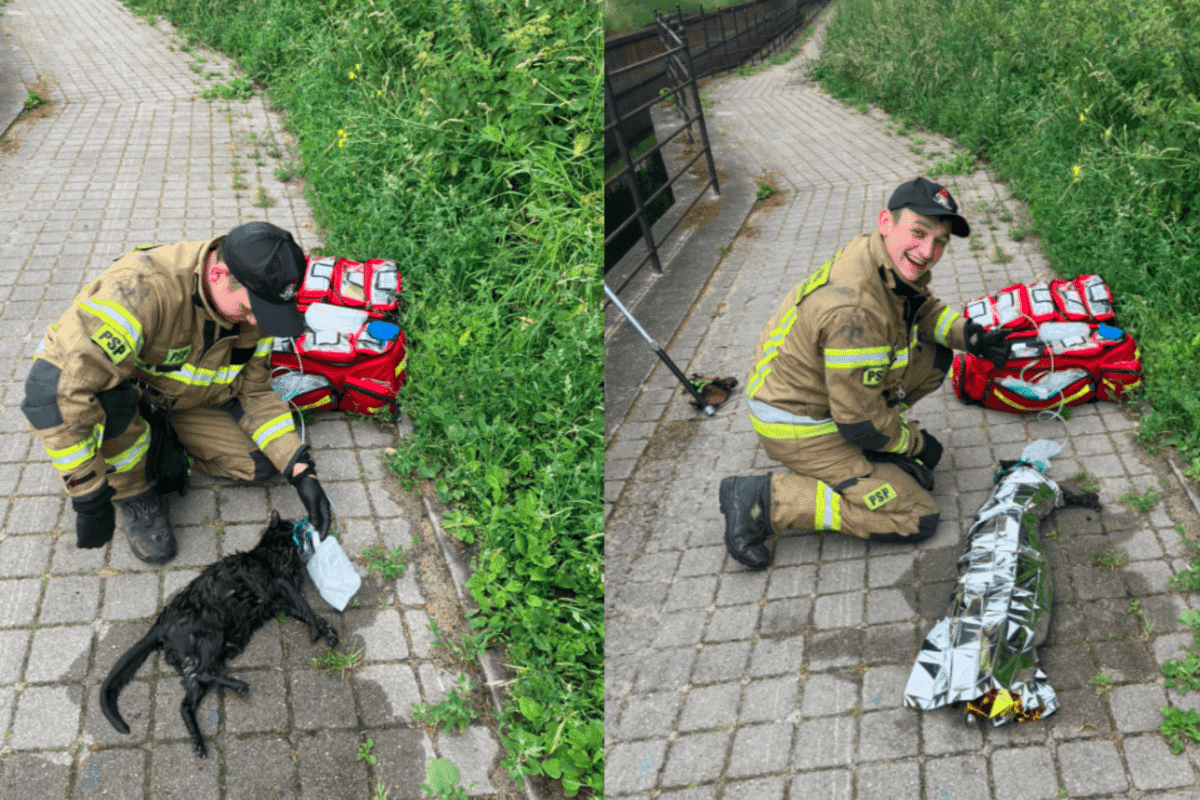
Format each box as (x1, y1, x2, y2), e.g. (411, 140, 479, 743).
(863, 483, 898, 510)
(91, 324, 132, 364)
(862, 366, 885, 386)
(164, 345, 192, 365)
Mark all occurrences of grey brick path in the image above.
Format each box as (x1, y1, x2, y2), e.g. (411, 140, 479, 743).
(0, 1, 506, 798)
(605, 15, 1200, 800)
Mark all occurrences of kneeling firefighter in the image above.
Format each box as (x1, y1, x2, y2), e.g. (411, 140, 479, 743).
(22, 222, 332, 564)
(721, 177, 1012, 569)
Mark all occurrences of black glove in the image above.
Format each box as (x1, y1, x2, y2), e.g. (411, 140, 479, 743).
(291, 469, 332, 538)
(915, 429, 943, 470)
(863, 450, 934, 492)
(964, 319, 1013, 369)
(72, 484, 116, 549)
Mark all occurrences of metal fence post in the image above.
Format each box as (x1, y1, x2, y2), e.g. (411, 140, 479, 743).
(698, 6, 713, 78)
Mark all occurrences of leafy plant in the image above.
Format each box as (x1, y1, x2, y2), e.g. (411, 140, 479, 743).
(755, 182, 778, 201)
(1073, 470, 1100, 494)
(1119, 487, 1161, 513)
(1161, 707, 1200, 754)
(312, 642, 364, 679)
(1170, 538, 1200, 591)
(1093, 551, 1127, 570)
(357, 737, 378, 765)
(421, 758, 475, 800)
(200, 75, 252, 101)
(22, 90, 47, 111)
(274, 161, 294, 182)
(412, 675, 481, 734)
(251, 186, 275, 207)
(1088, 672, 1113, 695)
(428, 618, 494, 663)
(361, 543, 408, 581)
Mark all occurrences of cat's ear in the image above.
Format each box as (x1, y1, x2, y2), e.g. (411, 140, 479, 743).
(270, 510, 281, 527)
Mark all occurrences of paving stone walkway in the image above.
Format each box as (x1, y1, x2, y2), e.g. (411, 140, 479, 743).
(0, 1, 507, 798)
(604, 18, 1200, 800)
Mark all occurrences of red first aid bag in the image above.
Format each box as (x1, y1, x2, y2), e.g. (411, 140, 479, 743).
(952, 275, 1141, 413)
(270, 255, 406, 416)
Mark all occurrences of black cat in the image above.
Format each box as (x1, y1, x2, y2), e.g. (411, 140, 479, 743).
(100, 511, 339, 757)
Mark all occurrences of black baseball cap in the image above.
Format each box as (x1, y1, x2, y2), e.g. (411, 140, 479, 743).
(887, 177, 970, 238)
(222, 222, 306, 337)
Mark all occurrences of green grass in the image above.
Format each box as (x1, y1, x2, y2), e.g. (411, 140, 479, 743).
(118, 0, 602, 795)
(1119, 487, 1162, 513)
(312, 642, 365, 680)
(411, 674, 482, 734)
(813, 0, 1200, 467)
(360, 543, 408, 581)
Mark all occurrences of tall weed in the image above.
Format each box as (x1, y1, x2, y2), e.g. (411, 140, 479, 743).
(814, 0, 1200, 460)
(118, 0, 602, 794)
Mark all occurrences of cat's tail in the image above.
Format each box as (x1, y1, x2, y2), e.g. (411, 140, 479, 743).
(100, 622, 164, 735)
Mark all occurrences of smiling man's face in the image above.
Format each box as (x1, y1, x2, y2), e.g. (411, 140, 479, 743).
(878, 207, 952, 282)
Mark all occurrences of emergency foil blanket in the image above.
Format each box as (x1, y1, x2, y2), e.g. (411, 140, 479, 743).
(903, 440, 1063, 724)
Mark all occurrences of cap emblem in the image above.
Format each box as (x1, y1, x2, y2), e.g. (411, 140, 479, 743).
(934, 188, 952, 211)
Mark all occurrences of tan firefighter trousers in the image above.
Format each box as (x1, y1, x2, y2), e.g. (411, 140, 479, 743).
(758, 342, 947, 541)
(102, 405, 277, 500)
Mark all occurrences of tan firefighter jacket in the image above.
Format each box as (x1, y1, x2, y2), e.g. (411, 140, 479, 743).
(745, 231, 968, 456)
(31, 238, 303, 498)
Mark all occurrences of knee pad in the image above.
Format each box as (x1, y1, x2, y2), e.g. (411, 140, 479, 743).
(21, 360, 65, 429)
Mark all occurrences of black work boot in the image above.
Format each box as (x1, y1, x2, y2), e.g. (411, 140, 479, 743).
(719, 475, 774, 570)
(116, 490, 176, 564)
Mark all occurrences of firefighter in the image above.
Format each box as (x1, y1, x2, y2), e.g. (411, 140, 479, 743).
(721, 177, 1012, 569)
(21, 222, 332, 564)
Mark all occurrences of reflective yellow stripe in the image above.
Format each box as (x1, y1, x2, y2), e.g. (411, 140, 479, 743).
(46, 423, 104, 471)
(889, 347, 909, 370)
(154, 362, 247, 387)
(750, 414, 838, 440)
(935, 308, 959, 346)
(254, 337, 274, 357)
(253, 413, 295, 449)
(886, 426, 910, 454)
(299, 395, 335, 411)
(104, 425, 150, 474)
(824, 347, 891, 369)
(814, 481, 842, 531)
(395, 356, 407, 376)
(81, 299, 143, 354)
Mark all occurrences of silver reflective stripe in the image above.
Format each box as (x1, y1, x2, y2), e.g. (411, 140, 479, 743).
(746, 399, 833, 426)
(822, 483, 835, 529)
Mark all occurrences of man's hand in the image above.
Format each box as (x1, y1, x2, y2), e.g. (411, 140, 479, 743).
(964, 319, 1012, 368)
(73, 484, 116, 549)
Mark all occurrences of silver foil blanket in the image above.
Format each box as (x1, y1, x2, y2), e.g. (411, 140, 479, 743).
(903, 440, 1064, 724)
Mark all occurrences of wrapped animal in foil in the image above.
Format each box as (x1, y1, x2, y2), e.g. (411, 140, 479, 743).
(902, 440, 1098, 724)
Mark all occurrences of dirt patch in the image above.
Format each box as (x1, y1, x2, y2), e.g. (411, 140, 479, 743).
(0, 77, 56, 157)
(752, 172, 787, 212)
(681, 197, 722, 230)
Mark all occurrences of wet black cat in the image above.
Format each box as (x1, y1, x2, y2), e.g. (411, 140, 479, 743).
(100, 511, 339, 757)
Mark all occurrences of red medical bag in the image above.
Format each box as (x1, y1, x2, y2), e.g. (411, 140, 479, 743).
(951, 275, 1142, 413)
(270, 256, 406, 417)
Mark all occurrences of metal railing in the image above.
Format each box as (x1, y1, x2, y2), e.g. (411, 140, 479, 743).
(605, 0, 828, 165)
(604, 10, 719, 291)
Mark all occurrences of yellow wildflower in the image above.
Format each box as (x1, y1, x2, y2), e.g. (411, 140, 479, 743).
(349, 70, 357, 80)
(1071, 165, 1081, 182)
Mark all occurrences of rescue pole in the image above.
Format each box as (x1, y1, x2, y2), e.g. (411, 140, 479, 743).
(605, 283, 716, 416)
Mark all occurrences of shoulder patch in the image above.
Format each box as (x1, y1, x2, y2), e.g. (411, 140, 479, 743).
(91, 324, 133, 364)
(863, 483, 898, 510)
